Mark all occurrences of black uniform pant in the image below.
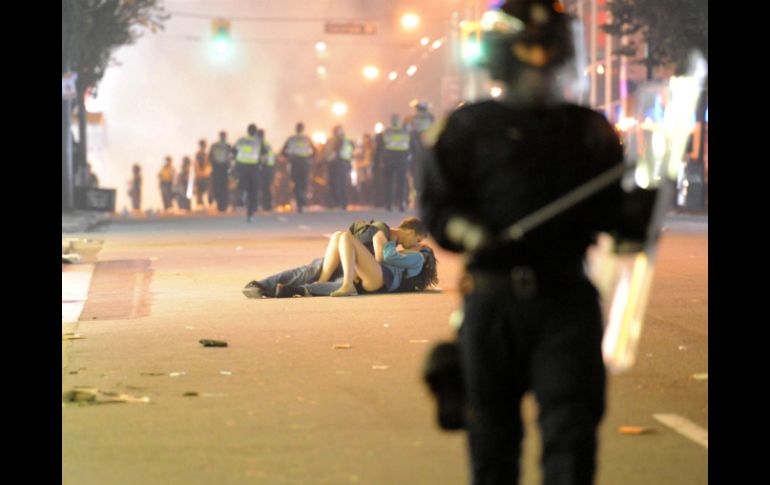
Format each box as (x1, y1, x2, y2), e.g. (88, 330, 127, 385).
(328, 159, 350, 209)
(289, 156, 310, 211)
(384, 155, 409, 211)
(237, 163, 261, 217)
(160, 182, 174, 210)
(211, 164, 230, 212)
(260, 165, 275, 211)
(459, 276, 606, 485)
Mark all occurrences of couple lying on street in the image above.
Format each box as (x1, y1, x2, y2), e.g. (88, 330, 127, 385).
(242, 217, 438, 298)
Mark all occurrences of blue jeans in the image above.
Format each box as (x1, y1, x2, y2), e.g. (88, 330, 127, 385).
(256, 258, 344, 297)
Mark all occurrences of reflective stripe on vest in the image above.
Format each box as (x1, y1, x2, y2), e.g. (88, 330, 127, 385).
(339, 139, 354, 161)
(412, 112, 434, 132)
(211, 143, 230, 163)
(383, 129, 410, 152)
(261, 144, 276, 167)
(286, 136, 313, 157)
(236, 136, 261, 164)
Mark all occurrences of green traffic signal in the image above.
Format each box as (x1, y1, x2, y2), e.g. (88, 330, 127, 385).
(211, 19, 232, 55)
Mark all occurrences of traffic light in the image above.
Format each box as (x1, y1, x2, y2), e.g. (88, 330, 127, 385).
(460, 21, 483, 65)
(211, 18, 232, 54)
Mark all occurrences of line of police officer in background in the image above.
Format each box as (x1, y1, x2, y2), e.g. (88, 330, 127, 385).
(152, 100, 435, 220)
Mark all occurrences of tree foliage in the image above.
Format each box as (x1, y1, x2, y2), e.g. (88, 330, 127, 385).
(602, 0, 707, 74)
(62, 0, 169, 95)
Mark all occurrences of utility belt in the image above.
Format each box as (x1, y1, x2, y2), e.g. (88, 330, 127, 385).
(461, 262, 585, 299)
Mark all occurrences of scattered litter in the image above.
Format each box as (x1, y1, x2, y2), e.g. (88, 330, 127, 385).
(409, 339, 429, 344)
(62, 387, 150, 405)
(371, 365, 389, 370)
(169, 372, 187, 377)
(692, 373, 708, 380)
(200, 339, 228, 347)
(678, 345, 688, 351)
(619, 426, 654, 435)
(62, 333, 86, 341)
(183, 391, 199, 397)
(140, 372, 165, 377)
(62, 254, 81, 264)
(220, 371, 233, 376)
(333, 343, 352, 350)
(68, 371, 78, 375)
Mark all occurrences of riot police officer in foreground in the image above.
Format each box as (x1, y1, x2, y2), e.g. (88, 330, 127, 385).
(420, 1, 656, 484)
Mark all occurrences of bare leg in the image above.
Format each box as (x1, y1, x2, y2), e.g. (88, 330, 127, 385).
(318, 231, 343, 282)
(333, 232, 384, 296)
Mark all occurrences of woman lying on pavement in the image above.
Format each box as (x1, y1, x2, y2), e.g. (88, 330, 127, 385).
(242, 225, 438, 298)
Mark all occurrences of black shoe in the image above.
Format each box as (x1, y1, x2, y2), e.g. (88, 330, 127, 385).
(242, 280, 266, 299)
(275, 283, 308, 298)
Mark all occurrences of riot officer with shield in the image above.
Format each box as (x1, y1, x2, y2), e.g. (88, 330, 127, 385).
(420, 1, 657, 484)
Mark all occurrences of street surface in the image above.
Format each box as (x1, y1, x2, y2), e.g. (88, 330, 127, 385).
(62, 209, 707, 485)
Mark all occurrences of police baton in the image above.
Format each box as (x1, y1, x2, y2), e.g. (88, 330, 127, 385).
(502, 163, 628, 241)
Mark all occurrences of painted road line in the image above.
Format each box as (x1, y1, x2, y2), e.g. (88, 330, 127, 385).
(62, 265, 95, 324)
(653, 413, 708, 449)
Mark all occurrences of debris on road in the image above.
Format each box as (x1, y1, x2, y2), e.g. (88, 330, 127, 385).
(62, 254, 82, 264)
(140, 372, 165, 377)
(691, 373, 708, 380)
(200, 339, 228, 347)
(333, 343, 351, 349)
(678, 345, 687, 351)
(619, 426, 654, 435)
(62, 333, 86, 340)
(371, 365, 389, 370)
(169, 372, 187, 377)
(62, 387, 150, 405)
(220, 371, 233, 376)
(409, 339, 429, 344)
(183, 391, 199, 397)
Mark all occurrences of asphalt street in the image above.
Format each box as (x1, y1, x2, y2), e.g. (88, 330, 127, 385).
(61, 209, 708, 485)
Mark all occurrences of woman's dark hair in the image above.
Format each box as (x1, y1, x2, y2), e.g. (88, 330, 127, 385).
(397, 245, 439, 292)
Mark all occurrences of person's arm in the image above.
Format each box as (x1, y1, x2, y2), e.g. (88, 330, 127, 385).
(420, 108, 489, 253)
(372, 230, 388, 263)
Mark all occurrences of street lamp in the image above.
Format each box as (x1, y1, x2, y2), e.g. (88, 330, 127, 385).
(332, 102, 348, 116)
(401, 13, 420, 30)
(363, 65, 380, 80)
(312, 131, 327, 145)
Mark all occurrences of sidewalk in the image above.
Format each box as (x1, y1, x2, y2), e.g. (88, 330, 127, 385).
(62, 211, 112, 233)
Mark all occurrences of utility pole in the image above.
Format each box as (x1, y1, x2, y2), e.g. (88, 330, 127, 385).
(62, 0, 75, 212)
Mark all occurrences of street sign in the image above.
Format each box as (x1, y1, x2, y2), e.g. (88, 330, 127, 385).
(324, 21, 377, 35)
(62, 71, 78, 100)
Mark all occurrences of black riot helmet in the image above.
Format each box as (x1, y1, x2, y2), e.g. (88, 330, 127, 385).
(481, 0, 574, 83)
